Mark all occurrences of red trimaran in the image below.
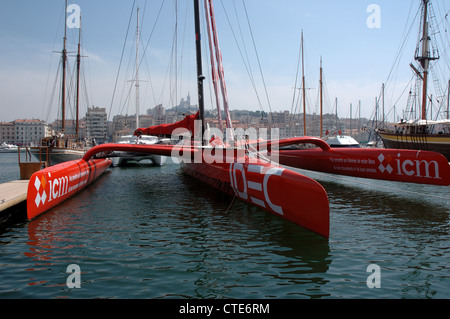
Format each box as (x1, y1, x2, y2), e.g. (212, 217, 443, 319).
(27, 0, 450, 238)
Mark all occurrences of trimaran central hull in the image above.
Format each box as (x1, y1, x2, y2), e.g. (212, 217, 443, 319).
(181, 158, 330, 238)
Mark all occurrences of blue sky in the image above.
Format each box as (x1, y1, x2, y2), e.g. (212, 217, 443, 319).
(1, 0, 449, 123)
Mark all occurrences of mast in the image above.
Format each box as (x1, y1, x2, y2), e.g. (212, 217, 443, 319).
(447, 79, 450, 120)
(61, 0, 68, 134)
(375, 97, 378, 128)
(420, 0, 429, 121)
(206, 0, 233, 138)
(319, 56, 323, 138)
(350, 103, 352, 135)
(194, 0, 206, 144)
(135, 7, 140, 131)
(335, 98, 338, 131)
(301, 30, 306, 136)
(75, 15, 81, 140)
(416, 0, 438, 120)
(204, 0, 223, 132)
(382, 83, 385, 125)
(358, 100, 361, 140)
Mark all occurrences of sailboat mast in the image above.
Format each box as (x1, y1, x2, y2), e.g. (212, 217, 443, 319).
(204, 0, 223, 132)
(194, 0, 206, 144)
(447, 79, 450, 120)
(350, 103, 352, 135)
(382, 82, 385, 125)
(301, 30, 306, 136)
(319, 56, 323, 138)
(335, 98, 338, 130)
(419, 0, 430, 120)
(61, 0, 68, 134)
(135, 7, 140, 131)
(75, 16, 81, 140)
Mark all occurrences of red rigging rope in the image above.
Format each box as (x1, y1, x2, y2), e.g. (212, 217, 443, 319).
(204, 0, 223, 132)
(205, 0, 233, 132)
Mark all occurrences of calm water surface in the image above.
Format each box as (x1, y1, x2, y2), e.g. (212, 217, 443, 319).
(0, 152, 449, 299)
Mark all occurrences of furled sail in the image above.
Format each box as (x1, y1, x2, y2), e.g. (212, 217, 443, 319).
(134, 111, 199, 137)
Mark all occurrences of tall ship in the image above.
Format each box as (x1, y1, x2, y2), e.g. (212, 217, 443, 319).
(376, 0, 450, 161)
(30, 0, 91, 165)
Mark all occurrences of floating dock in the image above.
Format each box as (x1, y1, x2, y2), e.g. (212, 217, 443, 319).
(0, 180, 28, 228)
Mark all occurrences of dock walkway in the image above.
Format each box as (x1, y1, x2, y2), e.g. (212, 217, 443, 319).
(0, 180, 28, 227)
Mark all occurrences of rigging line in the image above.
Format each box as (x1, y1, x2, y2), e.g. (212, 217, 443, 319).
(207, 0, 232, 131)
(46, 62, 62, 123)
(139, 0, 169, 108)
(138, 0, 166, 82)
(204, 0, 223, 130)
(233, 0, 256, 89)
(42, 3, 66, 122)
(219, 0, 264, 112)
(116, 20, 137, 121)
(384, 75, 415, 120)
(81, 70, 90, 116)
(67, 62, 77, 120)
(231, 0, 254, 83)
(136, 0, 150, 111)
(241, 0, 272, 115)
(384, 1, 418, 88)
(78, 24, 92, 114)
(174, 0, 189, 109)
(184, 2, 193, 104)
(432, 4, 450, 79)
(221, 1, 263, 111)
(224, 194, 237, 214)
(231, 0, 259, 100)
(108, 0, 136, 123)
(142, 48, 156, 107)
(290, 32, 302, 127)
(116, 34, 137, 120)
(170, 0, 179, 108)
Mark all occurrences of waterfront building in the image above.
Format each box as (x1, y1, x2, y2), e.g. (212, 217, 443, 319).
(0, 122, 15, 144)
(13, 119, 50, 146)
(86, 106, 108, 144)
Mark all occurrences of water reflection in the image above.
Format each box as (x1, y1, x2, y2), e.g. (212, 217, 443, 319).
(20, 163, 332, 298)
(178, 172, 332, 298)
(291, 168, 449, 234)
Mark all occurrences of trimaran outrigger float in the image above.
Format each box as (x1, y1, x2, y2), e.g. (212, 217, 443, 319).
(27, 0, 450, 238)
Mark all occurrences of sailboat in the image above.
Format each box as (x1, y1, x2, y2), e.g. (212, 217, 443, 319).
(131, 0, 330, 237)
(110, 7, 168, 167)
(323, 99, 360, 148)
(291, 32, 359, 148)
(0, 142, 19, 153)
(30, 0, 90, 165)
(376, 0, 450, 161)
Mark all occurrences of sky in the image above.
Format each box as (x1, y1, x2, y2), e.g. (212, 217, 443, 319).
(0, 0, 449, 124)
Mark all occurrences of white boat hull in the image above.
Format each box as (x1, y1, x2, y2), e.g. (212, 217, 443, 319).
(28, 147, 86, 165)
(111, 153, 166, 167)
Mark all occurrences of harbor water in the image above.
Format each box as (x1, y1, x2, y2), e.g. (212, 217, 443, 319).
(0, 152, 449, 299)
